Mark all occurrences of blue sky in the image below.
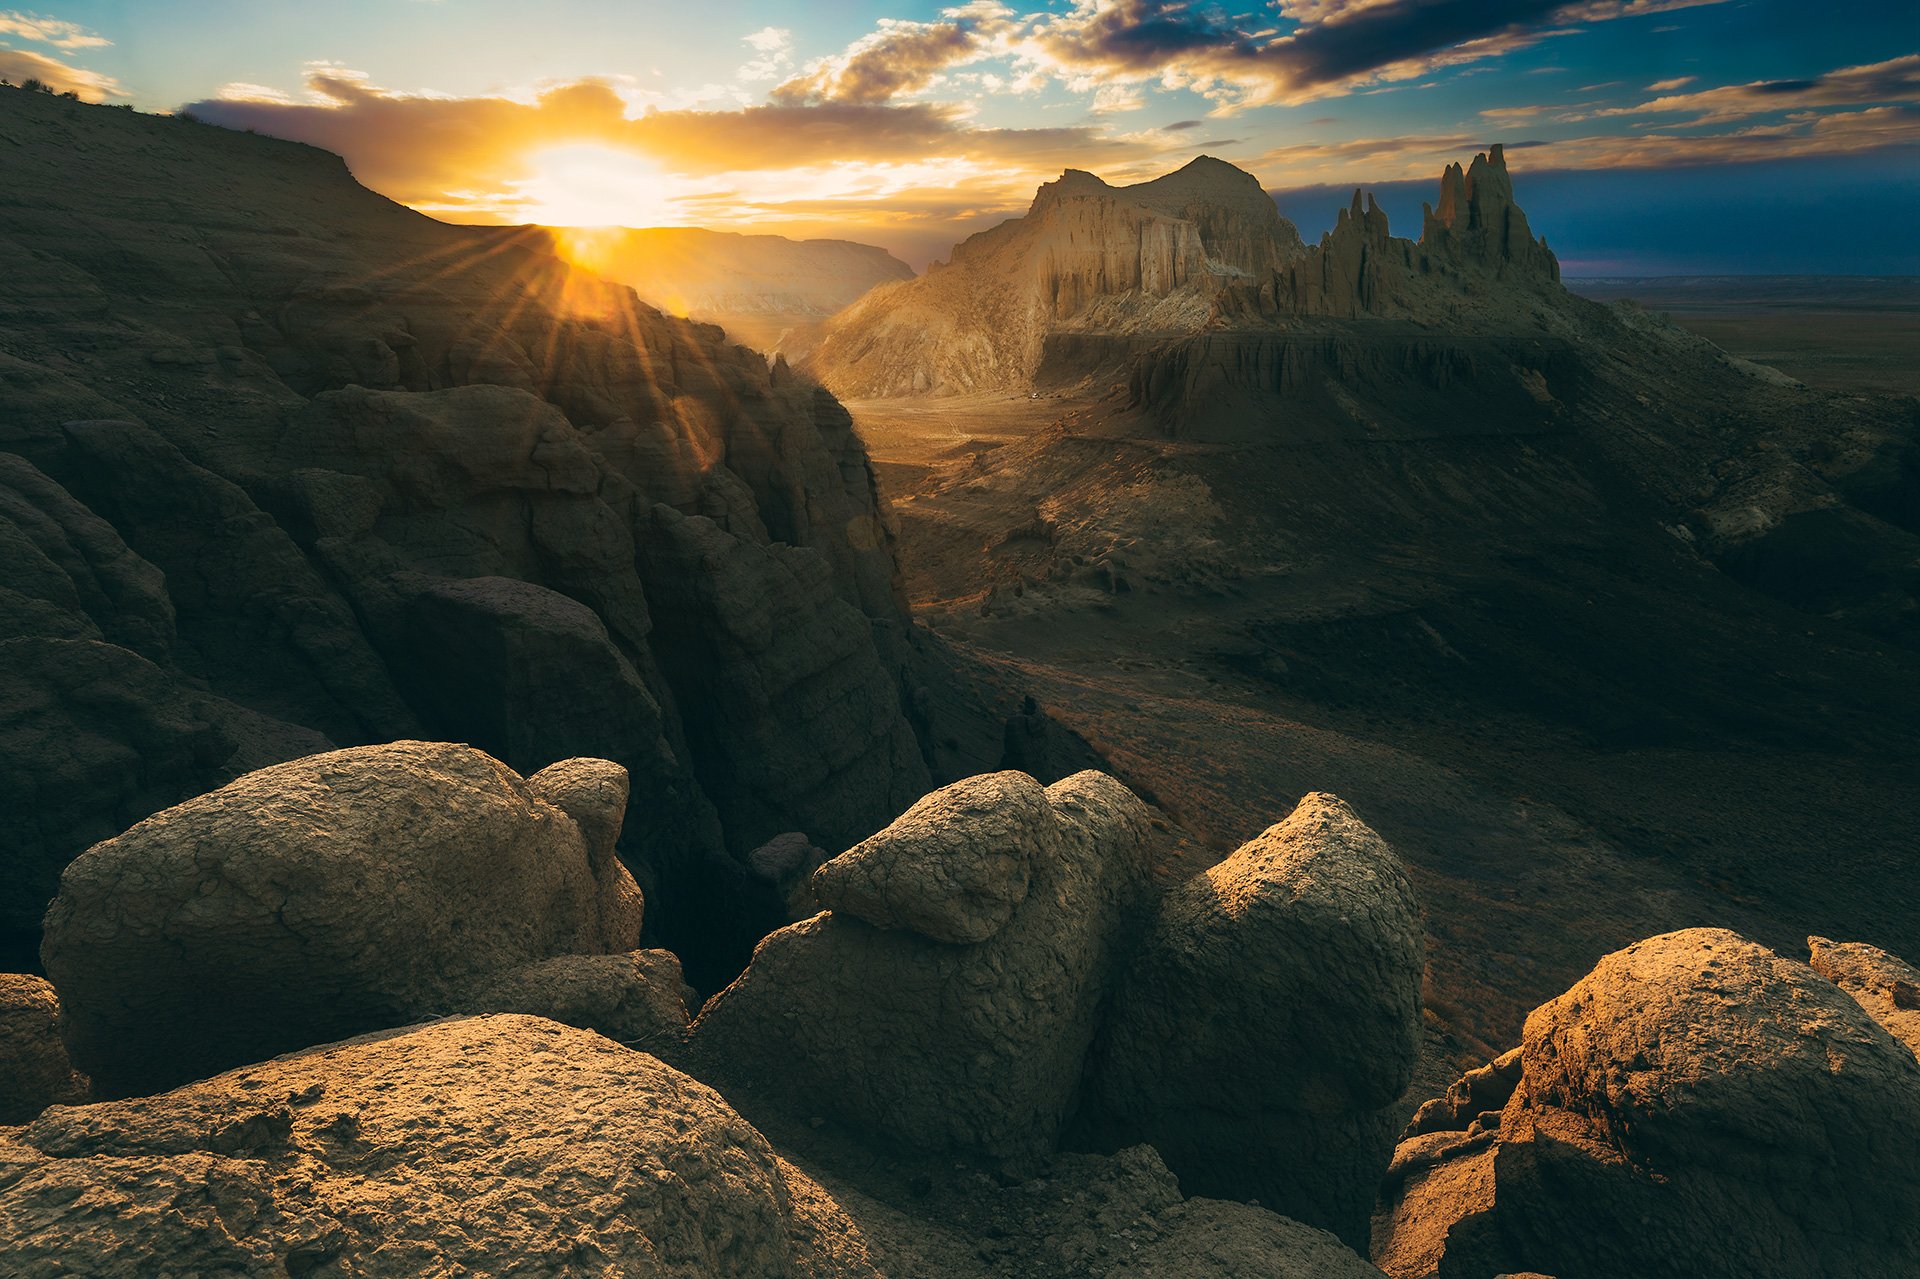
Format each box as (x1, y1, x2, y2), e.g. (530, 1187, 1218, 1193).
(5, 2, 1916, 271)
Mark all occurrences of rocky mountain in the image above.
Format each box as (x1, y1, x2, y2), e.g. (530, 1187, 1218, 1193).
(0, 86, 937, 987)
(542, 225, 914, 357)
(807, 156, 1307, 397)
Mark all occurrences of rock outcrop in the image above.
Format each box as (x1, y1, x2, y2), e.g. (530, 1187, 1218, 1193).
(807, 157, 1307, 397)
(689, 770, 1154, 1156)
(1809, 934, 1920, 1060)
(807, 148, 1567, 399)
(0, 88, 935, 984)
(41, 741, 647, 1096)
(1081, 793, 1423, 1247)
(467, 949, 695, 1055)
(0, 974, 87, 1123)
(1373, 928, 1920, 1279)
(0, 1014, 882, 1279)
(1016, 1145, 1389, 1279)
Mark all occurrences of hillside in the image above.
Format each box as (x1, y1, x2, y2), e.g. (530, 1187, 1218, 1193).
(547, 225, 914, 357)
(0, 87, 937, 987)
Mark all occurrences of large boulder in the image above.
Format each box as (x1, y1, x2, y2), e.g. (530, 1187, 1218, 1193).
(41, 741, 646, 1096)
(469, 949, 694, 1055)
(1082, 793, 1423, 1247)
(0, 974, 87, 1124)
(1373, 928, 1920, 1279)
(689, 770, 1153, 1156)
(0, 1014, 881, 1278)
(1809, 934, 1920, 1061)
(1012, 1145, 1388, 1279)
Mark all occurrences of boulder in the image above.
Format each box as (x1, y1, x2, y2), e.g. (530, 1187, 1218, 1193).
(0, 1014, 881, 1278)
(41, 741, 646, 1096)
(1809, 934, 1920, 1061)
(469, 949, 694, 1055)
(1083, 793, 1423, 1247)
(748, 831, 831, 922)
(812, 771, 1050, 943)
(1372, 928, 1920, 1279)
(1019, 1145, 1387, 1279)
(689, 770, 1153, 1156)
(0, 974, 87, 1123)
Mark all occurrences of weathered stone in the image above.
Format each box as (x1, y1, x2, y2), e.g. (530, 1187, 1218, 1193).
(42, 741, 645, 1096)
(1809, 934, 1920, 1061)
(469, 950, 693, 1054)
(1084, 793, 1423, 1247)
(1373, 929, 1920, 1279)
(0, 1014, 880, 1279)
(689, 770, 1153, 1156)
(0, 974, 87, 1124)
(812, 771, 1048, 943)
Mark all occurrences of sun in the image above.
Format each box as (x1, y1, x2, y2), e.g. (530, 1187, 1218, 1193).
(512, 143, 685, 229)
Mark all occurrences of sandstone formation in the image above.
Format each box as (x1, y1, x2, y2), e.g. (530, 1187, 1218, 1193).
(1082, 793, 1423, 1248)
(1016, 1145, 1389, 1279)
(689, 770, 1154, 1156)
(0, 1015, 882, 1279)
(469, 949, 695, 1055)
(807, 149, 1570, 400)
(0, 974, 87, 1124)
(41, 741, 647, 1096)
(808, 157, 1307, 397)
(1809, 934, 1920, 1060)
(0, 88, 935, 984)
(1373, 928, 1920, 1279)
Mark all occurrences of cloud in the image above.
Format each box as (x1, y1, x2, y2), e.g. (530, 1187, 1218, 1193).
(1243, 104, 1920, 189)
(1011, 0, 1731, 111)
(771, 3, 1014, 105)
(1646, 75, 1694, 91)
(184, 65, 1162, 218)
(738, 26, 793, 83)
(1572, 54, 1920, 124)
(0, 46, 123, 98)
(0, 9, 108, 49)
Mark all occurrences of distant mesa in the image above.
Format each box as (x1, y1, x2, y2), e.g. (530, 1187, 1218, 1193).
(540, 226, 915, 359)
(804, 146, 1561, 400)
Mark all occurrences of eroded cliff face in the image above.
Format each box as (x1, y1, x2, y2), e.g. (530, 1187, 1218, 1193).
(0, 88, 931, 983)
(806, 157, 1310, 398)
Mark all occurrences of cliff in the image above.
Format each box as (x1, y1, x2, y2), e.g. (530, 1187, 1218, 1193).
(0, 87, 933, 987)
(806, 157, 1309, 397)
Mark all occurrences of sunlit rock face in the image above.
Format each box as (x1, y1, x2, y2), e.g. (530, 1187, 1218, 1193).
(806, 156, 1310, 398)
(1373, 928, 1920, 1279)
(0, 90, 932, 981)
(0, 1015, 881, 1279)
(805, 148, 1570, 400)
(41, 741, 652, 1096)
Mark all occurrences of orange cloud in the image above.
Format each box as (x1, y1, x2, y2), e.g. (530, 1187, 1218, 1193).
(0, 47, 123, 99)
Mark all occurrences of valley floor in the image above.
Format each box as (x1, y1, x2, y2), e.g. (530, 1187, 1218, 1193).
(850, 392, 1920, 1100)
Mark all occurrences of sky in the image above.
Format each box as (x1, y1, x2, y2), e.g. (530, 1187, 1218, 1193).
(4, 2, 1917, 273)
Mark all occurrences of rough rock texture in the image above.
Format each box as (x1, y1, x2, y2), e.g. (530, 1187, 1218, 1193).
(809, 157, 1307, 397)
(1809, 934, 1920, 1061)
(1082, 793, 1423, 1248)
(689, 770, 1154, 1156)
(0, 89, 935, 983)
(1373, 929, 1920, 1279)
(749, 831, 832, 921)
(0, 974, 87, 1124)
(1021, 1146, 1388, 1279)
(812, 771, 1050, 943)
(41, 741, 647, 1097)
(470, 949, 695, 1054)
(809, 149, 1570, 398)
(0, 1015, 881, 1279)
